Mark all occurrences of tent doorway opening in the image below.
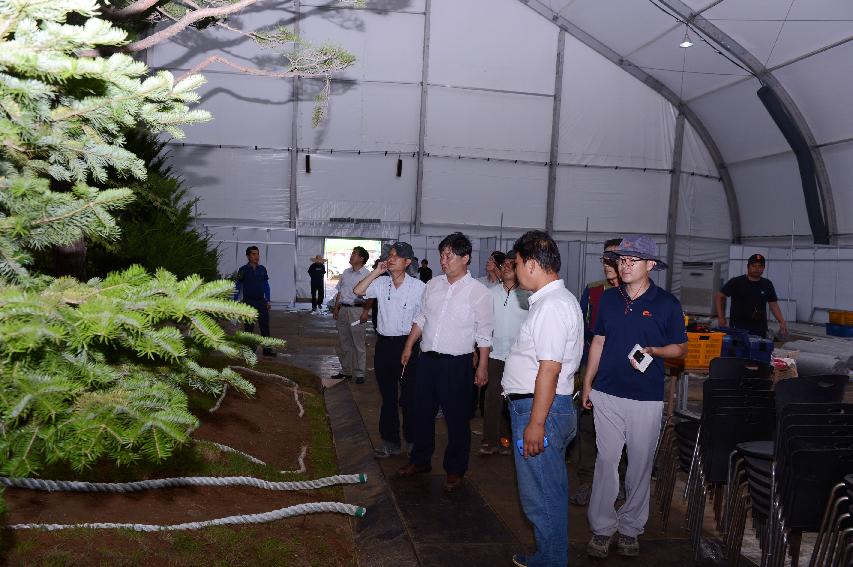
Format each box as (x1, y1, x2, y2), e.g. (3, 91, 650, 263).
(323, 237, 382, 285)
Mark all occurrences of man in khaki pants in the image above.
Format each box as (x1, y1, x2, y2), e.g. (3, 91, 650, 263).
(332, 246, 373, 383)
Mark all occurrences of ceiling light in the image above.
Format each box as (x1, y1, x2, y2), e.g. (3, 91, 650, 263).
(679, 27, 693, 48)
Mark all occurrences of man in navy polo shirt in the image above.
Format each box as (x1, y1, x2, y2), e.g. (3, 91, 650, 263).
(581, 235, 688, 559)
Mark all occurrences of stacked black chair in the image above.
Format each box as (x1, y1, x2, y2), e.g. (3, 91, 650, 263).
(725, 375, 850, 567)
(655, 358, 772, 532)
(809, 474, 853, 567)
(686, 377, 775, 559)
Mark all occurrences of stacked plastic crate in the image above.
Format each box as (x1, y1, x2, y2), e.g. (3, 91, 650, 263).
(827, 310, 853, 338)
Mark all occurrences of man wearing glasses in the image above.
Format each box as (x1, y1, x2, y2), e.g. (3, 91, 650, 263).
(581, 235, 688, 559)
(397, 232, 493, 493)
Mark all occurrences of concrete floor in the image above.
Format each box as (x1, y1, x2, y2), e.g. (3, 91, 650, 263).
(267, 307, 757, 566)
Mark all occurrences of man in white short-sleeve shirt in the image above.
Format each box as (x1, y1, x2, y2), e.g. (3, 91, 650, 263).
(354, 242, 426, 458)
(502, 230, 583, 567)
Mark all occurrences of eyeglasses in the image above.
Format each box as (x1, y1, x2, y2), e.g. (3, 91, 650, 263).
(618, 256, 645, 267)
(500, 260, 515, 268)
(599, 256, 617, 265)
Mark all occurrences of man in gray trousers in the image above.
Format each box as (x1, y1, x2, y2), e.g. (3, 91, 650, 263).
(580, 236, 688, 559)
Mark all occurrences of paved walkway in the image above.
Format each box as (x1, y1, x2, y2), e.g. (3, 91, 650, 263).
(268, 308, 739, 566)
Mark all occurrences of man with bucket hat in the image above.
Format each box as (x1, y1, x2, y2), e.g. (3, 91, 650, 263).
(715, 253, 788, 338)
(581, 235, 688, 559)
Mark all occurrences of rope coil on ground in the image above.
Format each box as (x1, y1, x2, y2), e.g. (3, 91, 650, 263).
(0, 473, 367, 493)
(8, 501, 367, 532)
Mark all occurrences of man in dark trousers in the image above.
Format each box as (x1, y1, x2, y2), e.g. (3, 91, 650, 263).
(715, 253, 789, 338)
(354, 242, 426, 458)
(397, 232, 493, 493)
(234, 245, 275, 356)
(307, 254, 326, 312)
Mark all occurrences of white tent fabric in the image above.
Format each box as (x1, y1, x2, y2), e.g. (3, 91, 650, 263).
(145, 0, 853, 313)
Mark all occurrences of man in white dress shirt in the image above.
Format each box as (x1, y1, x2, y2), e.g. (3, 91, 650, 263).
(331, 246, 373, 383)
(502, 230, 583, 567)
(397, 232, 494, 492)
(354, 242, 426, 458)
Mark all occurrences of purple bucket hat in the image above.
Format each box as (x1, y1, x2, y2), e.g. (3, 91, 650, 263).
(603, 235, 668, 271)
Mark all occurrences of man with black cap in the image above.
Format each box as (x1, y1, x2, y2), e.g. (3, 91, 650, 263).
(354, 242, 426, 458)
(581, 235, 688, 559)
(715, 253, 788, 338)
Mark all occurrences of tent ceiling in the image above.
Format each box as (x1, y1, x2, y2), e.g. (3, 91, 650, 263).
(524, 0, 849, 242)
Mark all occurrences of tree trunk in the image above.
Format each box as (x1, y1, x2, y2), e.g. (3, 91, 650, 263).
(52, 239, 87, 280)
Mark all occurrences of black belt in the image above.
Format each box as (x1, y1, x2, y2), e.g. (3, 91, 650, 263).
(507, 393, 535, 401)
(422, 351, 469, 359)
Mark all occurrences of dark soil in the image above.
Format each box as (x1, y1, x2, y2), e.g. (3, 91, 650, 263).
(1, 365, 356, 567)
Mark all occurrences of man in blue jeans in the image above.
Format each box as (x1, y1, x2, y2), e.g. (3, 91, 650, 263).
(503, 231, 584, 567)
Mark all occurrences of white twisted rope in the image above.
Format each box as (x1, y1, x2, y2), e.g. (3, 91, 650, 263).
(281, 445, 308, 475)
(0, 473, 367, 493)
(293, 387, 304, 417)
(9, 501, 366, 532)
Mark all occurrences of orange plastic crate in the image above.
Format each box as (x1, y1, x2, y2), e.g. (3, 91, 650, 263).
(684, 331, 724, 370)
(828, 310, 853, 326)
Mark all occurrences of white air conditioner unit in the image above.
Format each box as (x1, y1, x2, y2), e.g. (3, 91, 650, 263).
(680, 261, 721, 316)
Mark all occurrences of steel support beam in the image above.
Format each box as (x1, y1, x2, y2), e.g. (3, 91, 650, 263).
(518, 0, 741, 243)
(658, 0, 837, 244)
(413, 0, 431, 234)
(288, 0, 301, 228)
(546, 31, 565, 234)
(665, 113, 686, 290)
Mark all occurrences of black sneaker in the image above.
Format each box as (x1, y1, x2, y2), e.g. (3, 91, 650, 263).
(330, 373, 351, 380)
(354, 376, 365, 384)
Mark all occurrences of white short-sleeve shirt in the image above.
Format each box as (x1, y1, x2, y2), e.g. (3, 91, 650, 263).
(501, 279, 583, 396)
(363, 274, 426, 337)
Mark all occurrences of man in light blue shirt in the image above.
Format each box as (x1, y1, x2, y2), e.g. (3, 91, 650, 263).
(481, 250, 530, 455)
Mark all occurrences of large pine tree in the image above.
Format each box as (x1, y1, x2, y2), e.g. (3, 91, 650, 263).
(0, 0, 284, 480)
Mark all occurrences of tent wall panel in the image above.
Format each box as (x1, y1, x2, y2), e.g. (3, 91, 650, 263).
(167, 74, 293, 148)
(194, 223, 297, 305)
(775, 40, 853, 146)
(821, 141, 853, 236)
(302, 0, 427, 11)
(553, 167, 670, 234)
(297, 81, 421, 151)
(146, 0, 296, 71)
(681, 121, 719, 178)
(424, 88, 553, 161)
(675, 174, 731, 240)
(727, 152, 813, 239)
(560, 35, 676, 169)
(296, 152, 416, 226)
(170, 145, 290, 223)
(297, 7, 424, 84)
(690, 78, 790, 163)
(429, 0, 558, 94)
(420, 159, 548, 229)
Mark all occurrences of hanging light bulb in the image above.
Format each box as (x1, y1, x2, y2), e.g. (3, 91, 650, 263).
(679, 25, 693, 48)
